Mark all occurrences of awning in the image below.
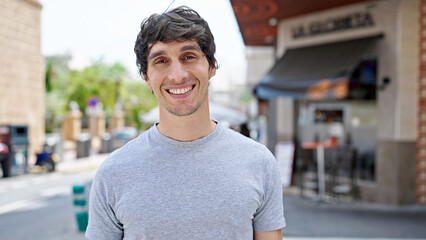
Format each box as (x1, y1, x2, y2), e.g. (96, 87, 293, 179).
(254, 36, 382, 99)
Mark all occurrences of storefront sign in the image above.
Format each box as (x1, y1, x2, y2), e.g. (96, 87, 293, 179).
(292, 12, 374, 39)
(306, 78, 349, 100)
(275, 142, 294, 187)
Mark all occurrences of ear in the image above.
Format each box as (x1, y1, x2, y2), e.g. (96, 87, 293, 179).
(208, 66, 216, 79)
(144, 75, 152, 88)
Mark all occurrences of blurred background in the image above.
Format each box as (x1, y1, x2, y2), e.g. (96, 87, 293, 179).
(1, 0, 426, 239)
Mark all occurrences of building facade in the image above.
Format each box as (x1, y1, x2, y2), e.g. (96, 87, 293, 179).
(232, 0, 423, 204)
(0, 0, 44, 163)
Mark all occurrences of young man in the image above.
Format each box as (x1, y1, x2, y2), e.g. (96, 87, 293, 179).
(86, 6, 285, 240)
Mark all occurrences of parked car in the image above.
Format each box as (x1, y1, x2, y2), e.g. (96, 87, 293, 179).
(111, 127, 138, 150)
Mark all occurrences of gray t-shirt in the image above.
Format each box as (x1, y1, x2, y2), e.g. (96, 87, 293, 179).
(86, 123, 285, 240)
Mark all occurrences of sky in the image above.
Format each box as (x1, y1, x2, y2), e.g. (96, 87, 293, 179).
(39, 0, 246, 80)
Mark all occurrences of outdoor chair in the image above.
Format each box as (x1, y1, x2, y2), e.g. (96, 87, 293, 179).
(328, 146, 359, 200)
(295, 147, 318, 197)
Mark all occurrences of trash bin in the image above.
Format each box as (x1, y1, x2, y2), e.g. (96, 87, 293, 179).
(0, 125, 29, 177)
(77, 133, 91, 158)
(100, 132, 112, 153)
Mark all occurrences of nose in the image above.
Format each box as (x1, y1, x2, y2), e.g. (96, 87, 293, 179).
(167, 61, 188, 83)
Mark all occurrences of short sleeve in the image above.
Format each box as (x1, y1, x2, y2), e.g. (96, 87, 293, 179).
(253, 147, 286, 232)
(85, 167, 123, 240)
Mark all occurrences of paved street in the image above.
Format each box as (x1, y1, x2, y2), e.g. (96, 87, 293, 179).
(0, 190, 86, 240)
(0, 169, 95, 240)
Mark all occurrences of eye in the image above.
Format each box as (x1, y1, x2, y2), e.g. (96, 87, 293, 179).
(182, 54, 196, 61)
(154, 59, 167, 65)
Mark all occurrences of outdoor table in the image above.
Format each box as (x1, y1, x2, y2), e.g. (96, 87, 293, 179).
(302, 138, 338, 202)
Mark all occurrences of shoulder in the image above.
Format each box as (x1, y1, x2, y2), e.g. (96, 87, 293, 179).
(221, 126, 271, 151)
(220, 126, 259, 146)
(218, 125, 276, 165)
(96, 129, 151, 178)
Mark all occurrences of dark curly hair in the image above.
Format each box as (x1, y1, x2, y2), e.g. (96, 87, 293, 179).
(134, 6, 218, 80)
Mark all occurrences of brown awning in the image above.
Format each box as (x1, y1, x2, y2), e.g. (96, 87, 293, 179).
(231, 0, 374, 46)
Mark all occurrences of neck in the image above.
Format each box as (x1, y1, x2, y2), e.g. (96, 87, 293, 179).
(157, 101, 217, 142)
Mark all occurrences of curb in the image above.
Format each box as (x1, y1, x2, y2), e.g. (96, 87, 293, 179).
(56, 154, 109, 174)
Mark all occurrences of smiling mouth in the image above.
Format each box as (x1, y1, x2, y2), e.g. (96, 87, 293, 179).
(167, 85, 195, 95)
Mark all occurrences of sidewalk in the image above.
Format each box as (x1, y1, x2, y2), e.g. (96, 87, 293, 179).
(282, 238, 424, 240)
(282, 188, 426, 239)
(55, 152, 109, 174)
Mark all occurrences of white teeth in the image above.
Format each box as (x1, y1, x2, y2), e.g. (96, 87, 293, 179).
(169, 87, 192, 95)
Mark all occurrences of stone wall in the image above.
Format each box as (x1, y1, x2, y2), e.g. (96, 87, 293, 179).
(417, 0, 426, 204)
(0, 0, 44, 163)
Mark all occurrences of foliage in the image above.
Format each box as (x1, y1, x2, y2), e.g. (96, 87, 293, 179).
(238, 86, 253, 104)
(45, 91, 67, 133)
(45, 61, 53, 92)
(65, 62, 126, 114)
(44, 56, 157, 133)
(121, 80, 158, 130)
(44, 55, 71, 133)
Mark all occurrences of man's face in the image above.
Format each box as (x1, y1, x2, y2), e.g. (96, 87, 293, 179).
(145, 39, 216, 117)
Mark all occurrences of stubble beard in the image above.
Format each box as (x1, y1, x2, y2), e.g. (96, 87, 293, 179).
(162, 86, 208, 117)
(165, 100, 203, 117)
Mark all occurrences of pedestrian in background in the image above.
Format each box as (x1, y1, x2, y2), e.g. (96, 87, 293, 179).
(86, 6, 285, 240)
(240, 122, 251, 138)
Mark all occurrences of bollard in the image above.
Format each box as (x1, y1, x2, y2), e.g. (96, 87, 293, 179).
(72, 183, 90, 232)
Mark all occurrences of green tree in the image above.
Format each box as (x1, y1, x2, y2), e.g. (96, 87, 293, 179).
(121, 80, 158, 130)
(44, 56, 157, 132)
(65, 62, 124, 115)
(44, 55, 71, 132)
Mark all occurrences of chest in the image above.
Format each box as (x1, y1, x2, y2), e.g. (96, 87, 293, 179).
(114, 162, 263, 237)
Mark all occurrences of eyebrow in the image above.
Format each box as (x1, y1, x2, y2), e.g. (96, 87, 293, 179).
(147, 43, 202, 62)
(181, 44, 202, 53)
(147, 50, 166, 62)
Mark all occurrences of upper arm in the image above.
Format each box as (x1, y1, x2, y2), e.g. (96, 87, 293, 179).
(85, 168, 123, 239)
(254, 229, 282, 240)
(252, 148, 286, 231)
